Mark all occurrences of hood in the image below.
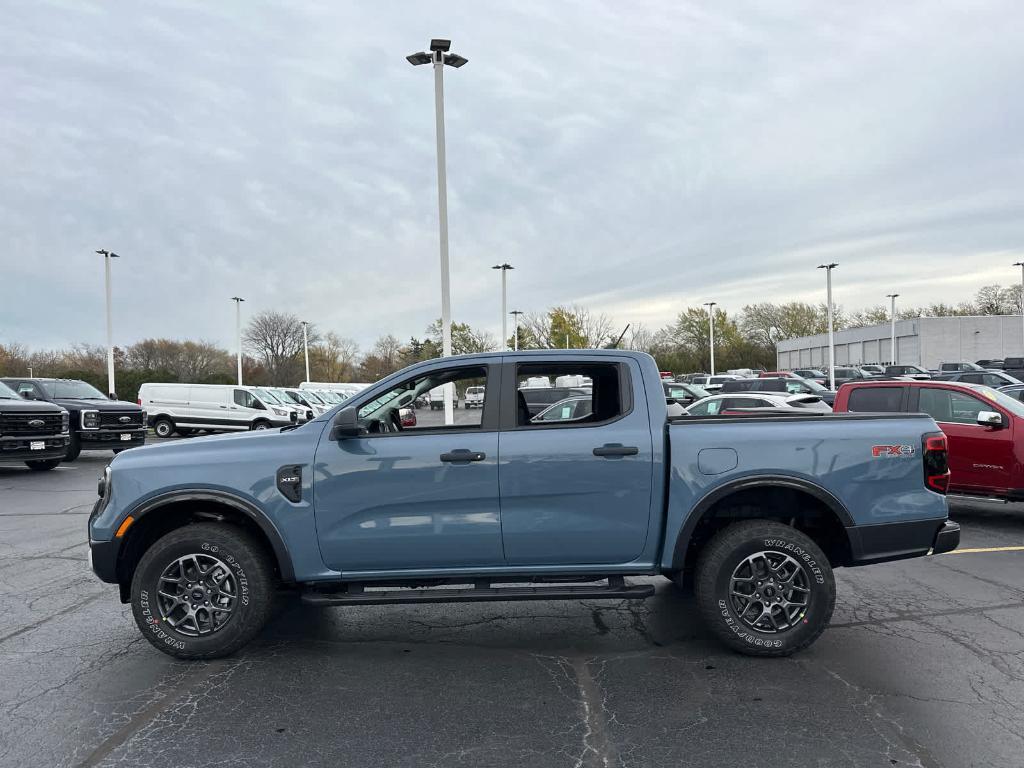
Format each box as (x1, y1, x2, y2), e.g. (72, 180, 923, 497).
(52, 397, 142, 411)
(0, 397, 65, 413)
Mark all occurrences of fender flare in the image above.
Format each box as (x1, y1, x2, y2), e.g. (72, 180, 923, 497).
(124, 489, 296, 582)
(670, 475, 855, 570)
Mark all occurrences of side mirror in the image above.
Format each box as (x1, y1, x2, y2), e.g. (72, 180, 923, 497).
(330, 407, 365, 440)
(977, 410, 1004, 428)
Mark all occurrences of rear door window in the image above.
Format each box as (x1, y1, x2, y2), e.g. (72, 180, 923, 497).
(846, 386, 905, 412)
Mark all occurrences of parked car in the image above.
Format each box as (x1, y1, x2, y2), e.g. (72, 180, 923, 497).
(663, 381, 711, 408)
(835, 379, 1024, 501)
(937, 370, 1022, 387)
(999, 357, 1024, 381)
(884, 365, 931, 380)
(518, 386, 591, 417)
(691, 374, 744, 392)
(977, 359, 1004, 369)
(532, 395, 593, 422)
(464, 385, 486, 408)
(2, 377, 146, 461)
(89, 350, 957, 660)
(686, 392, 832, 415)
(399, 406, 417, 427)
(760, 371, 803, 379)
(0, 380, 70, 470)
(939, 362, 986, 373)
(138, 383, 294, 437)
(860, 364, 885, 375)
(829, 367, 875, 387)
(790, 369, 827, 384)
(282, 388, 331, 418)
(721, 376, 836, 406)
(998, 383, 1024, 402)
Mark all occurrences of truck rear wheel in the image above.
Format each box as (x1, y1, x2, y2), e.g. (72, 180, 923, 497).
(694, 520, 835, 657)
(130, 522, 274, 660)
(153, 417, 175, 438)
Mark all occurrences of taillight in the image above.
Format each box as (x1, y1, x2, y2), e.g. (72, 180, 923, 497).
(137, 398, 142, 405)
(923, 431, 949, 494)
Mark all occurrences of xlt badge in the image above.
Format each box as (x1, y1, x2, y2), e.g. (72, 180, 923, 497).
(276, 465, 303, 503)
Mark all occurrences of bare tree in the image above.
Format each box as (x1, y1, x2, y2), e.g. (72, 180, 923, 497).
(243, 311, 317, 385)
(310, 332, 360, 381)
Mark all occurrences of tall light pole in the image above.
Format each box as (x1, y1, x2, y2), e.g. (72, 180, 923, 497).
(886, 293, 900, 365)
(1014, 262, 1024, 353)
(704, 302, 717, 375)
(408, 39, 468, 425)
(231, 297, 245, 385)
(301, 321, 311, 383)
(509, 310, 523, 351)
(818, 263, 838, 390)
(492, 263, 513, 349)
(95, 250, 119, 397)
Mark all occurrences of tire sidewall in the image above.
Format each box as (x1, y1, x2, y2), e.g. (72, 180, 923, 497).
(704, 527, 834, 655)
(154, 419, 174, 438)
(131, 528, 263, 658)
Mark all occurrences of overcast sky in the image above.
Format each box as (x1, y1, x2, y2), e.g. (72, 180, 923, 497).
(2, 0, 1023, 353)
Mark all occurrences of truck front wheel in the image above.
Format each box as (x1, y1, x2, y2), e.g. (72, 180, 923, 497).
(130, 523, 274, 660)
(694, 520, 835, 657)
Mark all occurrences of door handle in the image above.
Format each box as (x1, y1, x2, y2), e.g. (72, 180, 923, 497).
(440, 449, 486, 463)
(593, 444, 639, 457)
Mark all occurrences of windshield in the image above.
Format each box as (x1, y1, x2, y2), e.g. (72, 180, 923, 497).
(253, 388, 283, 405)
(272, 389, 301, 405)
(299, 390, 324, 404)
(317, 390, 340, 403)
(975, 385, 1024, 419)
(39, 379, 107, 399)
(800, 379, 828, 392)
(0, 381, 20, 399)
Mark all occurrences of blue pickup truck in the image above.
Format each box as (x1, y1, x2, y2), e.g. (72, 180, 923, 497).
(88, 350, 958, 659)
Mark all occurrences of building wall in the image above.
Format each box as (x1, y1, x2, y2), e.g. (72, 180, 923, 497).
(776, 315, 1024, 369)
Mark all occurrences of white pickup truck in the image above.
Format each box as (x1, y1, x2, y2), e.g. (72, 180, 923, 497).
(464, 385, 485, 408)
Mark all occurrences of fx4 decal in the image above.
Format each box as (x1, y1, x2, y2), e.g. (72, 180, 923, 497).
(872, 444, 916, 458)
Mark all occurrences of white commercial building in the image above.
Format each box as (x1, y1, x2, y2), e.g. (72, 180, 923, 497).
(776, 315, 1024, 370)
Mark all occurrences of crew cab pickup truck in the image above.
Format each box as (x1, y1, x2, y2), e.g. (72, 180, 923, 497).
(1, 377, 146, 460)
(88, 351, 958, 660)
(835, 379, 1024, 501)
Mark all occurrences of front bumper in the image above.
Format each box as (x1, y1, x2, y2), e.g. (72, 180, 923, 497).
(0, 434, 70, 462)
(848, 517, 959, 566)
(79, 428, 147, 450)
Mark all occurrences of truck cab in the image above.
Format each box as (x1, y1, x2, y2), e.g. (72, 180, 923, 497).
(0, 381, 70, 470)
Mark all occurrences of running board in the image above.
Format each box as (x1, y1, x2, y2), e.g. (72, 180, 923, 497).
(301, 576, 654, 606)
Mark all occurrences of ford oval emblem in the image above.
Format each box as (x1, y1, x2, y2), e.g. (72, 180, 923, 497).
(28, 419, 45, 428)
(118, 415, 131, 423)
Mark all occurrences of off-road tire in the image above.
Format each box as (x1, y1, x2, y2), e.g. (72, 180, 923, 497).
(153, 418, 175, 438)
(25, 458, 62, 471)
(130, 523, 275, 659)
(695, 520, 835, 657)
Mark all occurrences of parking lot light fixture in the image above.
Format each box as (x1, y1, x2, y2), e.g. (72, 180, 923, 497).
(493, 264, 513, 349)
(818, 263, 839, 390)
(887, 293, 900, 365)
(703, 302, 717, 375)
(509, 310, 523, 350)
(1014, 262, 1024, 352)
(231, 297, 245, 385)
(301, 321, 311, 383)
(96, 249, 120, 398)
(408, 37, 469, 425)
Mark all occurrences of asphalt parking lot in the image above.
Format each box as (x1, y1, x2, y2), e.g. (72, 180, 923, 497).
(1, 445, 1023, 768)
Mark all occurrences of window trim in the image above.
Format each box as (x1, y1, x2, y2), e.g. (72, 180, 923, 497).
(499, 359, 635, 431)
(342, 363, 500, 439)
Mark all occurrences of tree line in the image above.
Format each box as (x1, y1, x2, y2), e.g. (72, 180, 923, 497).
(0, 283, 1015, 400)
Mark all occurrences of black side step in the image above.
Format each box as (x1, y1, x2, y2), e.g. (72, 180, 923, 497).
(300, 576, 654, 607)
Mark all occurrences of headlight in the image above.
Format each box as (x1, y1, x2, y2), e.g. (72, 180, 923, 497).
(272, 407, 288, 416)
(81, 410, 100, 429)
(61, 411, 70, 433)
(97, 466, 111, 498)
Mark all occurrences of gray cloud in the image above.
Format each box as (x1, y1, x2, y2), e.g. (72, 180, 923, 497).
(2, 0, 1022, 353)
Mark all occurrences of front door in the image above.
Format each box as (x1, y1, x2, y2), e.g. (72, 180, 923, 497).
(313, 363, 503, 573)
(497, 358, 654, 566)
(916, 386, 1014, 494)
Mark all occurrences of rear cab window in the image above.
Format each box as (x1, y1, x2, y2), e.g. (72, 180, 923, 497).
(513, 363, 625, 427)
(846, 386, 906, 412)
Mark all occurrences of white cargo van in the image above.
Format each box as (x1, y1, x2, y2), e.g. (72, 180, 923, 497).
(428, 384, 459, 410)
(138, 384, 294, 437)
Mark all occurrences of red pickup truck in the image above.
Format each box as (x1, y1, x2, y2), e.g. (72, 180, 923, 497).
(834, 379, 1023, 500)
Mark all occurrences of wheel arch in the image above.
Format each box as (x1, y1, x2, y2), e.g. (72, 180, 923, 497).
(115, 489, 295, 602)
(670, 475, 855, 573)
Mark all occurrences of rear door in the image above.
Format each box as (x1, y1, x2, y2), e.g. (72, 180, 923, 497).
(497, 357, 654, 565)
(912, 386, 1013, 494)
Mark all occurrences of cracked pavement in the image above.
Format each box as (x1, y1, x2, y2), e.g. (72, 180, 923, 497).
(1, 451, 1022, 767)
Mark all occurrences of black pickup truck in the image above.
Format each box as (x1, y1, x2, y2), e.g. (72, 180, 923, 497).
(1, 377, 146, 461)
(0, 381, 70, 470)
